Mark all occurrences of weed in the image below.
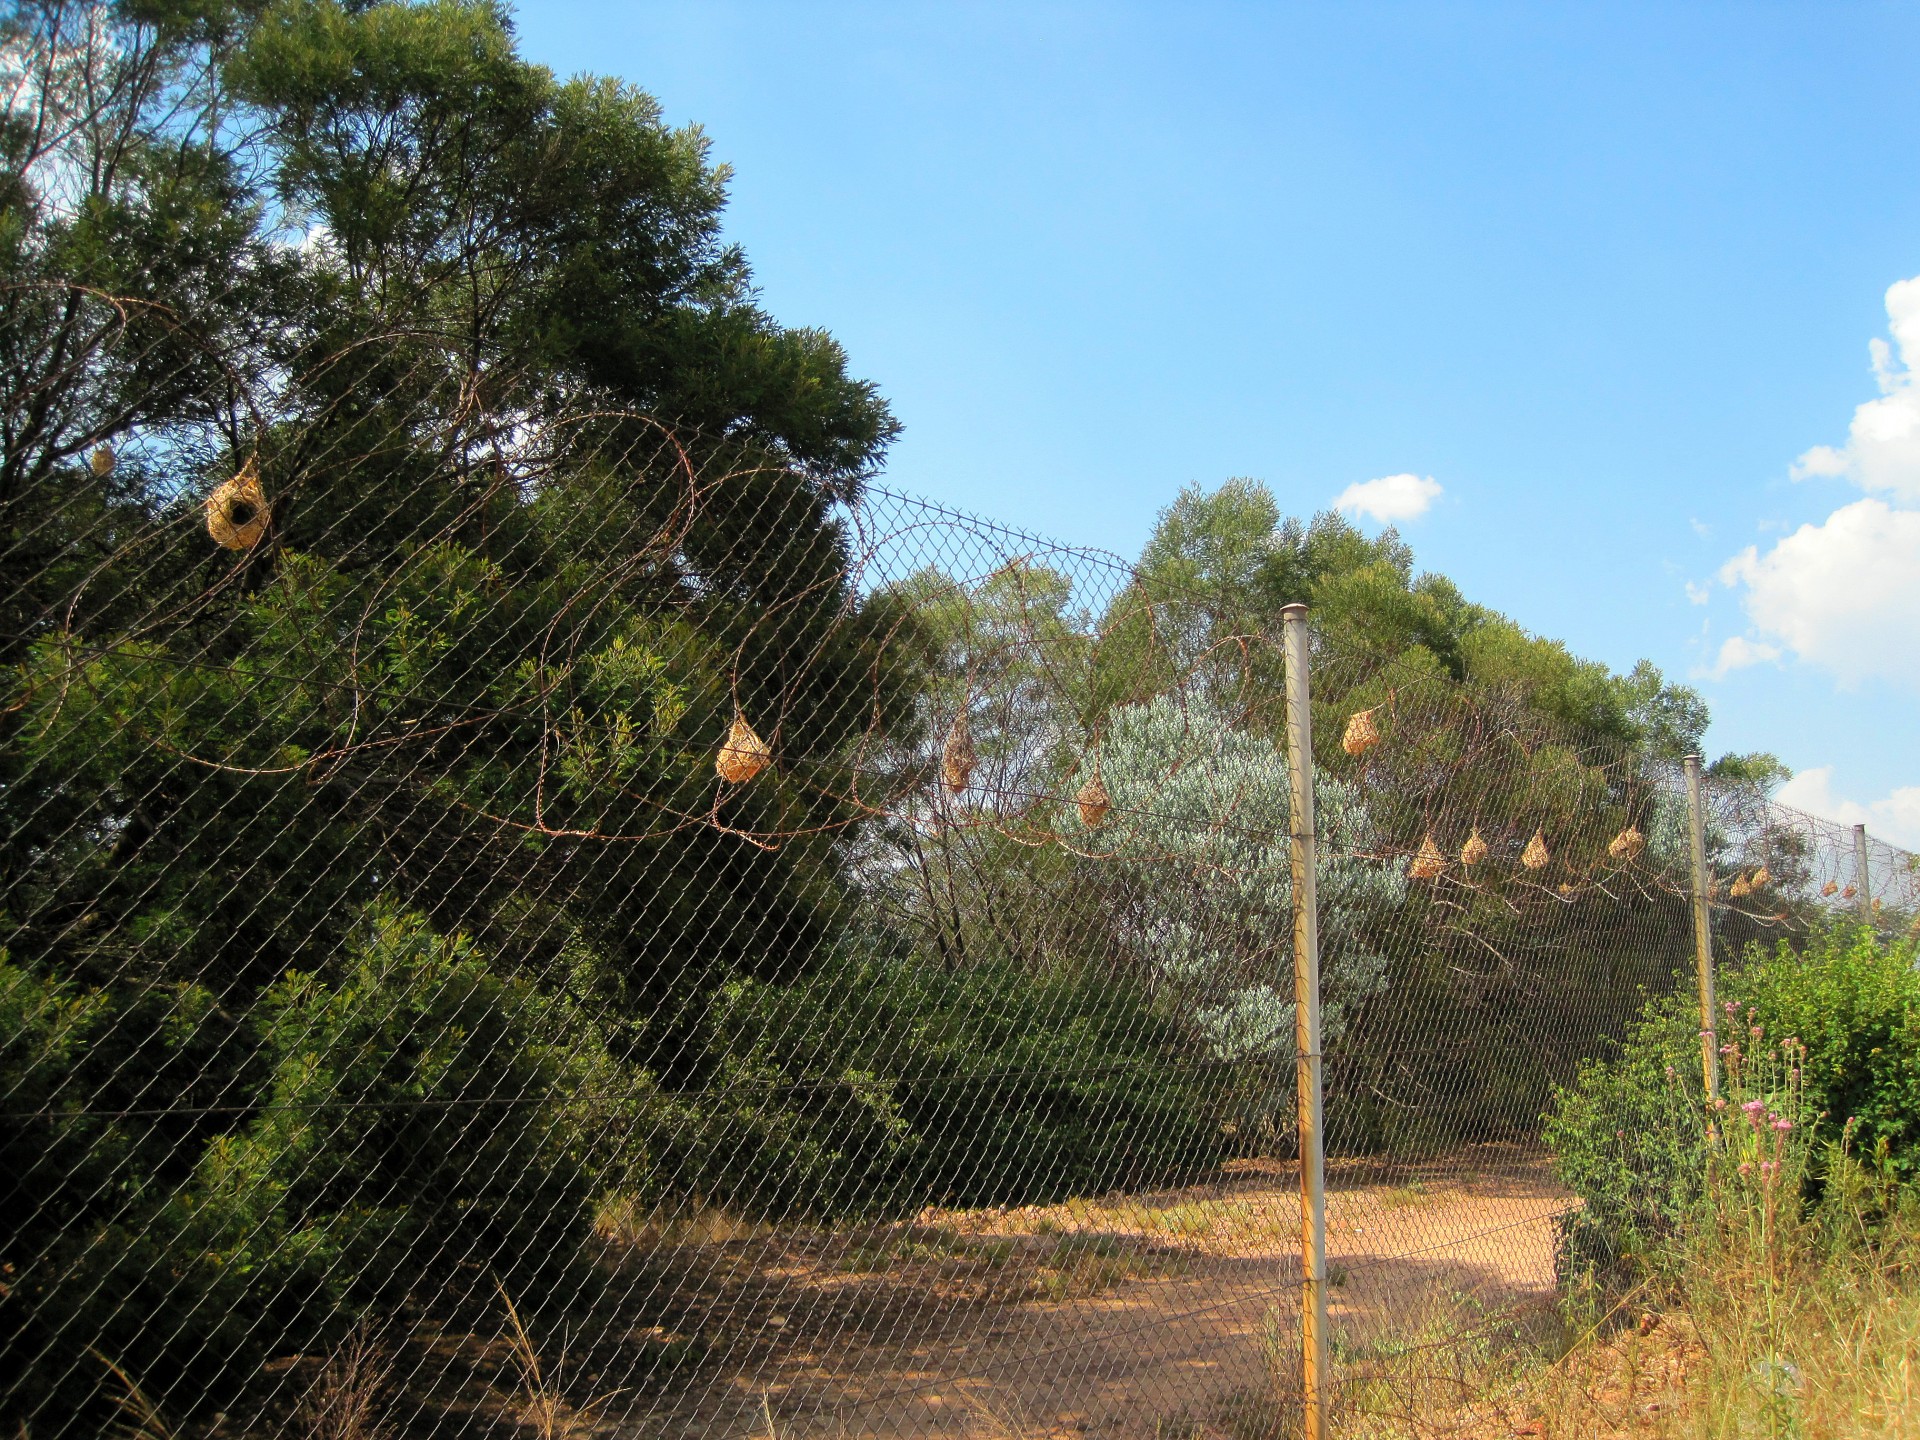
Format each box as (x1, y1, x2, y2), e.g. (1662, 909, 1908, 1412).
(89, 1350, 178, 1440)
(495, 1280, 627, 1440)
(299, 1324, 394, 1440)
(1033, 1232, 1179, 1300)
(594, 1195, 767, 1249)
(1151, 1411, 1207, 1440)
(1211, 1385, 1302, 1440)
(1378, 1180, 1430, 1209)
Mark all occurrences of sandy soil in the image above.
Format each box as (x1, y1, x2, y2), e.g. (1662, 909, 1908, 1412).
(606, 1145, 1572, 1439)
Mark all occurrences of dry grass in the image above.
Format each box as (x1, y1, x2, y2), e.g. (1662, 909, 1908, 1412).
(1326, 1217, 1920, 1439)
(594, 1194, 772, 1249)
(298, 1324, 395, 1440)
(495, 1280, 627, 1440)
(89, 1347, 180, 1440)
(1377, 1181, 1434, 1211)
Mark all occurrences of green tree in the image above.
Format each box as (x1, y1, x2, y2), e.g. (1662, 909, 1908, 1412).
(0, 1, 922, 1428)
(1074, 695, 1401, 1067)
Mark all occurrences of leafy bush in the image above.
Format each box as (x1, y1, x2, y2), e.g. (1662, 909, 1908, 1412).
(1544, 924, 1920, 1278)
(698, 935, 1231, 1213)
(1733, 925, 1920, 1184)
(1077, 695, 1402, 1066)
(0, 909, 622, 1426)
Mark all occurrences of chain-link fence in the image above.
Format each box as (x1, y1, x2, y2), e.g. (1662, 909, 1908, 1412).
(5, 397, 1917, 1440)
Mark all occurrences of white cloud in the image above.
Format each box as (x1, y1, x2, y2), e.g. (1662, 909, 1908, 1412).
(1775, 766, 1920, 850)
(1716, 497, 1920, 688)
(1790, 275, 1920, 502)
(1334, 473, 1442, 524)
(1684, 580, 1711, 605)
(1707, 634, 1781, 677)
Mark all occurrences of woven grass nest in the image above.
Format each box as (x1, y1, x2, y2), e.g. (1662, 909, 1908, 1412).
(1460, 829, 1489, 867)
(1341, 708, 1381, 758)
(941, 713, 976, 794)
(715, 715, 771, 784)
(1408, 833, 1445, 880)
(1608, 826, 1645, 861)
(206, 456, 268, 550)
(1076, 774, 1111, 829)
(90, 446, 115, 477)
(1521, 829, 1551, 871)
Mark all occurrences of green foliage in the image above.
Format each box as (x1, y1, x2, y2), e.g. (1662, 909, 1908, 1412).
(1544, 925, 1920, 1279)
(0, 909, 626, 1422)
(1542, 989, 1710, 1275)
(1734, 926, 1920, 1184)
(701, 937, 1229, 1211)
(1080, 695, 1401, 1065)
(1, 1, 922, 1429)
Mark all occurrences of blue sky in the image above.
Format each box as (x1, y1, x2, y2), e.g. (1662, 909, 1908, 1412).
(516, 1, 1920, 845)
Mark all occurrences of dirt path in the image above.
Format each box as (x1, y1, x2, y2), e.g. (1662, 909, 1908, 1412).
(610, 1146, 1570, 1439)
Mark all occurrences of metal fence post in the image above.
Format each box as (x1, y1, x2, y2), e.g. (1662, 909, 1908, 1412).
(1854, 823, 1873, 923)
(1683, 755, 1719, 1105)
(1280, 602, 1329, 1440)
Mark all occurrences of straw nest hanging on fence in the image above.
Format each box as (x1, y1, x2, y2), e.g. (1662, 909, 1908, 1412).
(1521, 830, 1550, 870)
(1460, 829, 1489, 867)
(1822, 881, 1840, 897)
(1730, 873, 1753, 898)
(941, 713, 976, 794)
(1076, 774, 1111, 829)
(90, 446, 115, 477)
(1608, 825, 1645, 861)
(1408, 833, 1446, 880)
(715, 714, 771, 784)
(1341, 707, 1381, 758)
(1558, 882, 1576, 896)
(1843, 884, 1857, 900)
(1751, 866, 1771, 888)
(205, 456, 268, 550)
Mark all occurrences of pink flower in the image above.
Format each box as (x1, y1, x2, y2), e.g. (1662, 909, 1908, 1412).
(1713, 1098, 1727, 1111)
(1749, 1025, 1763, 1039)
(1738, 1162, 1752, 1175)
(1742, 1099, 1766, 1115)
(1724, 1001, 1737, 1014)
(1772, 1118, 1792, 1132)
(1761, 1160, 1777, 1175)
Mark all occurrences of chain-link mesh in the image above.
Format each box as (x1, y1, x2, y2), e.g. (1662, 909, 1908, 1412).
(4, 298, 1917, 1439)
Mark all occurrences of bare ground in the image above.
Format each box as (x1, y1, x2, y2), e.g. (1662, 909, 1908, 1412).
(604, 1145, 1572, 1439)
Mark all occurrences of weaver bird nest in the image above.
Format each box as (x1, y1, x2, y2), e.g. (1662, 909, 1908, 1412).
(1409, 833, 1446, 880)
(1521, 830, 1551, 871)
(716, 715, 771, 784)
(941, 714, 976, 794)
(206, 456, 269, 550)
(1341, 707, 1381, 758)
